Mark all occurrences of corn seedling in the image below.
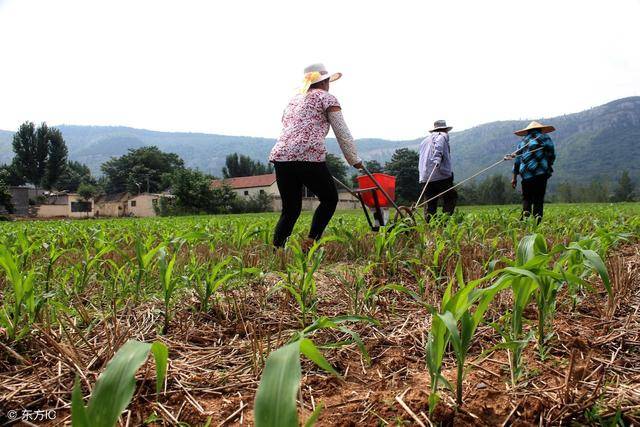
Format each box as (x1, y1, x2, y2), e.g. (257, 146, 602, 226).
(254, 315, 376, 427)
(134, 236, 163, 299)
(425, 263, 490, 412)
(438, 271, 508, 405)
(273, 237, 334, 326)
(72, 339, 168, 427)
(158, 246, 178, 334)
(0, 244, 36, 341)
(198, 256, 237, 312)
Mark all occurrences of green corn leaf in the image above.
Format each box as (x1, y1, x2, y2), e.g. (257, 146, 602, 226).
(567, 245, 612, 298)
(437, 311, 462, 357)
(299, 338, 340, 378)
(71, 376, 90, 427)
(377, 283, 423, 304)
(73, 340, 153, 427)
(455, 262, 465, 288)
(303, 403, 324, 427)
(473, 339, 532, 366)
(460, 311, 475, 352)
(517, 234, 547, 265)
(473, 276, 510, 326)
(338, 326, 371, 365)
(328, 314, 379, 325)
(301, 315, 377, 336)
(151, 341, 168, 394)
(428, 392, 440, 414)
(504, 267, 541, 282)
(254, 341, 302, 427)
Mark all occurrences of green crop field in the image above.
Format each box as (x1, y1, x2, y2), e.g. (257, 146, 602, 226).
(1, 203, 639, 425)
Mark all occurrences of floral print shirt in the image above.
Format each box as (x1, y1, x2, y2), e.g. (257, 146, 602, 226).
(269, 89, 341, 163)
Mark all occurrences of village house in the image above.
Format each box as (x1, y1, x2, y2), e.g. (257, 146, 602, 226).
(127, 193, 161, 217)
(211, 173, 359, 211)
(211, 173, 279, 198)
(94, 193, 129, 217)
(93, 192, 163, 218)
(37, 193, 94, 218)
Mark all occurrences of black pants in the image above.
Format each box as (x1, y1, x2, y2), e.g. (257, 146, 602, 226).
(521, 174, 548, 222)
(273, 161, 338, 247)
(424, 176, 457, 221)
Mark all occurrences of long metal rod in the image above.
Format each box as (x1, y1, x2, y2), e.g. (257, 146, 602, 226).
(332, 176, 357, 197)
(413, 166, 438, 210)
(415, 145, 545, 209)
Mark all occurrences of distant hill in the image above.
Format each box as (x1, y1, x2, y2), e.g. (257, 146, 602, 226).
(1, 97, 638, 185)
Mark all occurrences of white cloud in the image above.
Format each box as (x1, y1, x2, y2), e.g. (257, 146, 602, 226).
(0, 0, 638, 140)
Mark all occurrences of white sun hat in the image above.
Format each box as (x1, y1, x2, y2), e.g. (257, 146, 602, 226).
(300, 63, 342, 94)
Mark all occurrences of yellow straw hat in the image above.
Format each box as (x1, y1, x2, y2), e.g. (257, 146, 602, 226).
(300, 63, 341, 94)
(514, 121, 556, 137)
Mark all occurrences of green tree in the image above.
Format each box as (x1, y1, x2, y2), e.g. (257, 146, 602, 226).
(34, 123, 50, 185)
(170, 168, 237, 214)
(232, 191, 273, 213)
(222, 153, 273, 178)
(572, 180, 610, 203)
(101, 146, 184, 194)
(384, 148, 420, 204)
(478, 174, 509, 205)
(11, 122, 49, 187)
(77, 182, 98, 201)
(555, 181, 575, 203)
(612, 170, 636, 202)
(458, 181, 479, 205)
(44, 128, 68, 189)
(170, 168, 216, 212)
(10, 122, 69, 189)
(57, 161, 95, 192)
(0, 177, 14, 214)
(325, 153, 348, 184)
(363, 160, 383, 173)
(0, 163, 26, 186)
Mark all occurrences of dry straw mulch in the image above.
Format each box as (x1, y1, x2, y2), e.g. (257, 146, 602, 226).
(1, 245, 639, 426)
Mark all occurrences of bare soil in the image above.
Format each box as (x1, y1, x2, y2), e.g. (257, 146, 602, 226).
(1, 245, 639, 426)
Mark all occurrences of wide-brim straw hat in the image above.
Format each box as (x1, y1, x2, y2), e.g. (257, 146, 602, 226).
(514, 121, 556, 136)
(429, 119, 453, 132)
(300, 63, 341, 93)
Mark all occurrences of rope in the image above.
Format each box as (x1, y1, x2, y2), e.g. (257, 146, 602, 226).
(415, 144, 544, 209)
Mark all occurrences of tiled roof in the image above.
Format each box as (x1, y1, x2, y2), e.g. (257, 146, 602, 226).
(95, 193, 130, 203)
(211, 173, 276, 189)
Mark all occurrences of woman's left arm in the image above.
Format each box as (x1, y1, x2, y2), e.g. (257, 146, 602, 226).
(327, 106, 362, 168)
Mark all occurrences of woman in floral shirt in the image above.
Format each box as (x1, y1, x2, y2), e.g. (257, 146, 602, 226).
(269, 63, 362, 248)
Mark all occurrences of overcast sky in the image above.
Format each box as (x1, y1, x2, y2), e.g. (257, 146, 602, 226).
(1, 0, 639, 140)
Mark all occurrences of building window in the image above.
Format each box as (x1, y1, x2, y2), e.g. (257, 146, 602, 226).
(130, 200, 137, 207)
(244, 190, 249, 196)
(260, 189, 265, 195)
(70, 201, 92, 212)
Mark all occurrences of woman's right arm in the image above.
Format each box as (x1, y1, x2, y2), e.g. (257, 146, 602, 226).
(327, 106, 362, 168)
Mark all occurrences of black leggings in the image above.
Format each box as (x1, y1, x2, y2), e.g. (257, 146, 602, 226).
(273, 161, 338, 247)
(424, 176, 457, 222)
(521, 174, 548, 223)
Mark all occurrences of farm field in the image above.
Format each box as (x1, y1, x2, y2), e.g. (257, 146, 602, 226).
(1, 203, 639, 426)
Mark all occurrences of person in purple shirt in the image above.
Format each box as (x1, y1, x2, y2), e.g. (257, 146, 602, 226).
(418, 120, 457, 221)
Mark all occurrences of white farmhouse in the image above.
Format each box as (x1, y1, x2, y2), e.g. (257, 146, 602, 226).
(210, 173, 278, 198)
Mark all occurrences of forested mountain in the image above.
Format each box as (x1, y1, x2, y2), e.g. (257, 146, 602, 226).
(1, 97, 638, 185)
